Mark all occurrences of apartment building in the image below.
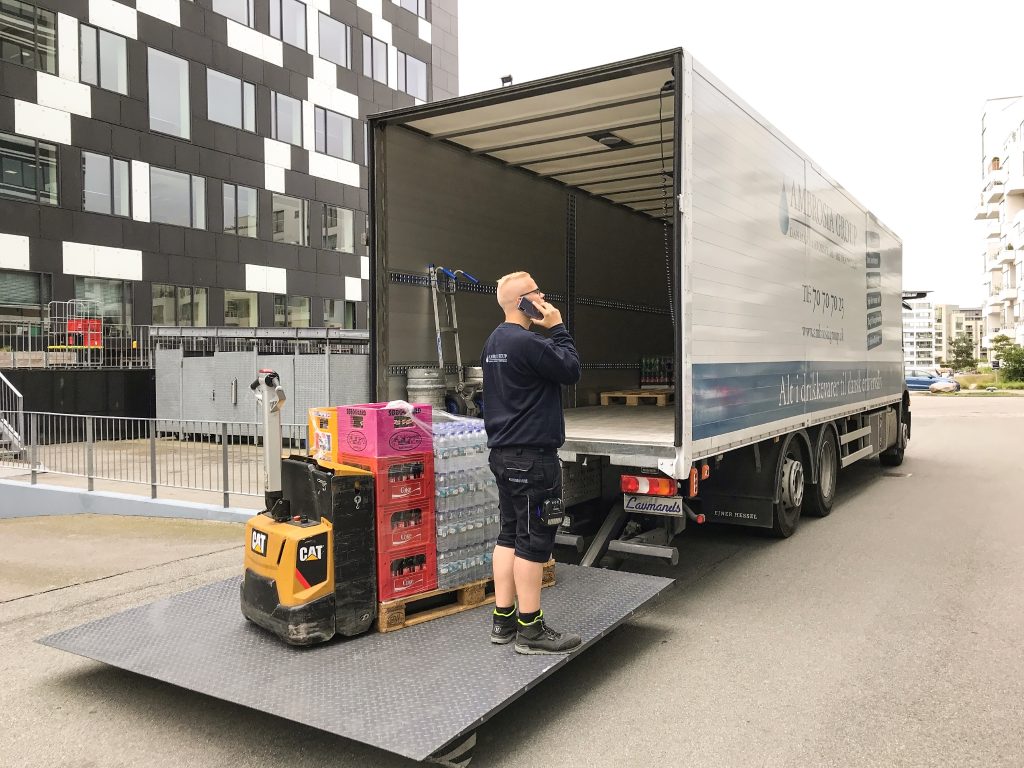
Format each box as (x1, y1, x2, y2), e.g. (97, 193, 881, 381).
(934, 303, 985, 365)
(0, 0, 458, 332)
(902, 298, 936, 369)
(977, 97, 1024, 350)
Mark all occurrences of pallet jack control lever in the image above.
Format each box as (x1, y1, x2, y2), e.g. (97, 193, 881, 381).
(252, 368, 290, 521)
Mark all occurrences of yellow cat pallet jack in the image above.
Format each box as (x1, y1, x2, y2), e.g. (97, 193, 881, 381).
(241, 370, 377, 645)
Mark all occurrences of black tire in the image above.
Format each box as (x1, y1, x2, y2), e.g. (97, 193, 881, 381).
(771, 435, 806, 538)
(806, 427, 839, 517)
(880, 409, 908, 467)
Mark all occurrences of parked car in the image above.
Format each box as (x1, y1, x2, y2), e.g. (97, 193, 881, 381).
(905, 368, 961, 391)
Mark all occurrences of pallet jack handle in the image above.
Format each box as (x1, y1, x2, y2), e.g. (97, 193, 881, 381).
(252, 369, 290, 521)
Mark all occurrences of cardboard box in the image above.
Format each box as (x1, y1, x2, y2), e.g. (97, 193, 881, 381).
(308, 407, 340, 463)
(338, 403, 432, 459)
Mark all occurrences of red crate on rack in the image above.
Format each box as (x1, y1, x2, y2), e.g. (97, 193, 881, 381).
(339, 452, 434, 506)
(378, 544, 437, 601)
(377, 499, 435, 556)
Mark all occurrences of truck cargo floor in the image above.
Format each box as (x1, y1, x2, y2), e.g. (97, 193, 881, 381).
(39, 564, 672, 763)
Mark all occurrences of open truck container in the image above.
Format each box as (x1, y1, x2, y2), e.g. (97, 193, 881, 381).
(369, 49, 909, 565)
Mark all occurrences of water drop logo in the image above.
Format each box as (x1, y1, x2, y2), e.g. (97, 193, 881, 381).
(779, 182, 790, 235)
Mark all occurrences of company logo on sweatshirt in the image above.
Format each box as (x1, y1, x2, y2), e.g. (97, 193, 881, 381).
(486, 354, 508, 364)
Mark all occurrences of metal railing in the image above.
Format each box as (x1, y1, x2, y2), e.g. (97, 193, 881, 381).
(0, 411, 308, 507)
(0, 321, 151, 369)
(0, 371, 24, 457)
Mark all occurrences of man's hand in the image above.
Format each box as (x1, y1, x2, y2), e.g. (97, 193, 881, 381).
(530, 300, 563, 329)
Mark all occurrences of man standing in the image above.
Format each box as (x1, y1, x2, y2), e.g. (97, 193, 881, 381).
(482, 271, 582, 655)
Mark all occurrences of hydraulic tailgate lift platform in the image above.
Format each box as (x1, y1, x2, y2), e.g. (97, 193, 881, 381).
(40, 564, 671, 763)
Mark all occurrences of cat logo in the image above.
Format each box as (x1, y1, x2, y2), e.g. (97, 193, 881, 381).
(250, 529, 268, 556)
(298, 544, 325, 562)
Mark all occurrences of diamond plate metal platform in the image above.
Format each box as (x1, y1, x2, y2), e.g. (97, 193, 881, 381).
(40, 564, 672, 762)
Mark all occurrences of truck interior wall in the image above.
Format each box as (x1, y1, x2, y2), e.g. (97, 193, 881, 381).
(382, 126, 675, 401)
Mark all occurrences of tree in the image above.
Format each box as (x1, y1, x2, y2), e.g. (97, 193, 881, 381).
(1000, 344, 1024, 382)
(990, 333, 1014, 360)
(947, 334, 977, 371)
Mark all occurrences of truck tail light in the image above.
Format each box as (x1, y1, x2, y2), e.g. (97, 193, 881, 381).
(620, 475, 678, 496)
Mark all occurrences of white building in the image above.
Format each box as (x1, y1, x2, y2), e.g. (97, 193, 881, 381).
(934, 304, 986, 366)
(978, 98, 1024, 350)
(902, 299, 936, 369)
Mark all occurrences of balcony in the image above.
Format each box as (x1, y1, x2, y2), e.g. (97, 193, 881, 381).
(985, 293, 1004, 313)
(976, 203, 990, 220)
(999, 247, 1018, 265)
(1007, 167, 1024, 195)
(985, 218, 1002, 239)
(999, 283, 1018, 302)
(984, 168, 1008, 203)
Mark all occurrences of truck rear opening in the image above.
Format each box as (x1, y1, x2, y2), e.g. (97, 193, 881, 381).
(370, 53, 683, 472)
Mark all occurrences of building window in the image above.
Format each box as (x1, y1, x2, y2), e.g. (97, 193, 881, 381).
(212, 0, 254, 27)
(75, 277, 132, 326)
(82, 151, 130, 217)
(0, 268, 48, 322)
(362, 35, 387, 84)
(323, 205, 354, 252)
(324, 298, 356, 329)
(207, 69, 255, 132)
(150, 166, 206, 229)
(224, 289, 257, 327)
(271, 194, 307, 246)
(318, 14, 351, 68)
(314, 107, 353, 160)
(274, 295, 310, 327)
(397, 0, 427, 18)
(270, 0, 306, 50)
(223, 183, 257, 237)
(152, 284, 208, 326)
(0, 0, 55, 73)
(270, 91, 302, 146)
(148, 49, 191, 140)
(397, 51, 427, 100)
(0, 132, 57, 205)
(79, 24, 128, 94)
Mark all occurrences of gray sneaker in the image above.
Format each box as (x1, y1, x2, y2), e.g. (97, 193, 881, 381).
(490, 610, 517, 644)
(514, 614, 582, 655)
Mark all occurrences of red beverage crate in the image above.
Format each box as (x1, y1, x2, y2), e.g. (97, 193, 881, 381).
(377, 499, 435, 556)
(378, 544, 437, 601)
(339, 452, 435, 506)
(337, 403, 433, 459)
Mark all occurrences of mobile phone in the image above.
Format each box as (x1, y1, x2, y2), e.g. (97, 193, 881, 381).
(517, 296, 543, 320)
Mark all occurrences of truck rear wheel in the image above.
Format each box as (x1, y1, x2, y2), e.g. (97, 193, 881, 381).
(771, 435, 806, 538)
(806, 427, 838, 517)
(879, 408, 908, 467)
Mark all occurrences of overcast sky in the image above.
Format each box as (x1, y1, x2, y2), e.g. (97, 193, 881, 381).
(457, 1, 1024, 307)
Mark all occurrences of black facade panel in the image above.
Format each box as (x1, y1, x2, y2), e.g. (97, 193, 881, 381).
(193, 255, 217, 287)
(198, 146, 232, 179)
(52, 274, 74, 303)
(142, 251, 170, 282)
(340, 253, 360, 276)
(184, 229, 217, 260)
(213, 234, 240, 262)
(283, 46, 313, 79)
(120, 98, 150, 132)
(337, 68, 358, 95)
(71, 116, 113, 153)
(238, 237, 268, 266)
(0, 370, 155, 418)
(332, 0, 360, 26)
(174, 29, 214, 67)
(0, 198, 40, 237)
(180, 0, 207, 35)
(235, 131, 264, 162)
(134, 282, 153, 325)
(314, 178, 343, 206)
(30, 235, 62, 273)
(59, 145, 82, 212)
(1, 62, 36, 100)
(258, 292, 275, 324)
(315, 251, 342, 276)
(191, 118, 217, 150)
(111, 126, 141, 158)
(141, 133, 177, 169)
(208, 284, 225, 324)
(216, 261, 245, 289)
(141, 19, 174, 52)
(288, 269, 317, 297)
(159, 225, 187, 256)
(123, 220, 161, 252)
(166, 254, 193, 284)
(212, 44, 245, 75)
(242, 56, 265, 85)
(298, 248, 318, 275)
(72, 212, 123, 247)
(0, 94, 13, 133)
(290, 145, 308, 174)
(175, 142, 202, 174)
(268, 245, 299, 271)
(228, 155, 264, 188)
(212, 123, 239, 155)
(90, 88, 122, 125)
(285, 170, 315, 200)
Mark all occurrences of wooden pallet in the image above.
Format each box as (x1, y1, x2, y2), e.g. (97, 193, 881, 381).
(599, 389, 674, 407)
(377, 560, 556, 633)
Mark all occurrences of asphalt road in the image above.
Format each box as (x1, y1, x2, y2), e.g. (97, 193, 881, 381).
(2, 394, 1022, 767)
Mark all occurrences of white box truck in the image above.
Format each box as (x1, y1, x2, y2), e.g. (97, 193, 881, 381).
(368, 49, 909, 566)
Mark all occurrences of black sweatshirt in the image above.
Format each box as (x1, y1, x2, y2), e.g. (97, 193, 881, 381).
(481, 322, 582, 449)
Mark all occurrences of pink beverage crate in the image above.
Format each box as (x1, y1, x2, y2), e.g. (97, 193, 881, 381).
(337, 403, 433, 459)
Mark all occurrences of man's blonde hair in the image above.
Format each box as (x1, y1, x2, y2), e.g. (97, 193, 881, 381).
(496, 271, 529, 290)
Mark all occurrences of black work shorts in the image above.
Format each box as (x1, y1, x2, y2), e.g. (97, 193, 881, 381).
(488, 447, 562, 563)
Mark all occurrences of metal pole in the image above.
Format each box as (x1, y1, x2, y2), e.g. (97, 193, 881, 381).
(149, 419, 158, 499)
(86, 416, 94, 492)
(29, 412, 37, 485)
(221, 422, 229, 508)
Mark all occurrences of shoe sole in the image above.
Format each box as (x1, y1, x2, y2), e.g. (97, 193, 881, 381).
(490, 635, 515, 645)
(513, 642, 581, 655)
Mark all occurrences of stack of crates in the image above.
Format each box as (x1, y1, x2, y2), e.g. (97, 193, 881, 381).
(336, 402, 436, 601)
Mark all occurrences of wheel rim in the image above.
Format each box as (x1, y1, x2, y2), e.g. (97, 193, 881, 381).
(782, 454, 804, 509)
(818, 437, 836, 501)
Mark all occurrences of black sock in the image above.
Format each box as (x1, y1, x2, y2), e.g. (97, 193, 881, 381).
(518, 609, 541, 626)
(493, 605, 515, 617)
